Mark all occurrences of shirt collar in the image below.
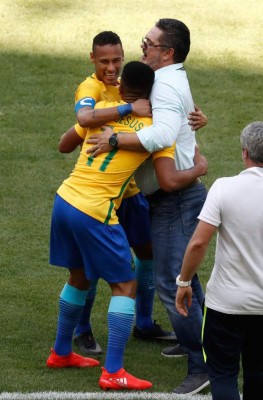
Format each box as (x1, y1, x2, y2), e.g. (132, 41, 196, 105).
(155, 63, 184, 76)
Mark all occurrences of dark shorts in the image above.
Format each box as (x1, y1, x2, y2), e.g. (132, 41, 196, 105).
(117, 192, 151, 248)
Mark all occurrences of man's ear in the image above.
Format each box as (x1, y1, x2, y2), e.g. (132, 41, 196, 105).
(242, 146, 250, 165)
(242, 147, 249, 159)
(163, 47, 174, 62)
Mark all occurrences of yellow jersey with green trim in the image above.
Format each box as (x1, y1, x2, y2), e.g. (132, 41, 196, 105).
(58, 101, 174, 225)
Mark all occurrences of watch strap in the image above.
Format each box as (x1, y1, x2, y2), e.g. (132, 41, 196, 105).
(176, 274, 191, 287)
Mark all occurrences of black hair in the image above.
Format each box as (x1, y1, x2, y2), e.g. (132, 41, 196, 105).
(156, 18, 190, 63)
(92, 31, 123, 51)
(121, 61, 155, 98)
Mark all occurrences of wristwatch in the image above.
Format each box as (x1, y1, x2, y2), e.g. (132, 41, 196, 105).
(109, 133, 118, 149)
(176, 274, 191, 287)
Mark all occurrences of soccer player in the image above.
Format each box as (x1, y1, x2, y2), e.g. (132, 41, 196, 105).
(74, 31, 173, 355)
(47, 61, 155, 390)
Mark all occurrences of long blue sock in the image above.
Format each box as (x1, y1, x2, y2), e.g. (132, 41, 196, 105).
(105, 296, 135, 373)
(54, 283, 88, 356)
(74, 279, 98, 336)
(135, 257, 155, 330)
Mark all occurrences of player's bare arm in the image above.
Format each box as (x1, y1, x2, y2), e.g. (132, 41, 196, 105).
(59, 126, 84, 153)
(153, 146, 208, 192)
(77, 99, 151, 128)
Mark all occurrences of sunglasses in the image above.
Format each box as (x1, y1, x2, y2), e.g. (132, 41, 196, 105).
(141, 37, 169, 50)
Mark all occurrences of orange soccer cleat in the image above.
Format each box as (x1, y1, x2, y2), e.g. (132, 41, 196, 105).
(99, 367, 152, 390)
(46, 348, 100, 368)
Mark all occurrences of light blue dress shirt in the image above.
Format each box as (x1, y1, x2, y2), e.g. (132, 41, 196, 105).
(135, 63, 197, 194)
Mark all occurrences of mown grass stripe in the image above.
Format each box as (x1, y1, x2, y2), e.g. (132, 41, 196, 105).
(0, 392, 214, 400)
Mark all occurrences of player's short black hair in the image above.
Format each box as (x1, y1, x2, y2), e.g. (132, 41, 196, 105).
(121, 61, 155, 98)
(92, 31, 123, 51)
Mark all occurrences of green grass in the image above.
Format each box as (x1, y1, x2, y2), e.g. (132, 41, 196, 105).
(0, 0, 262, 396)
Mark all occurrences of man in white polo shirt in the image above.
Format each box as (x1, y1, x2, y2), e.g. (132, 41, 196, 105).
(176, 121, 263, 400)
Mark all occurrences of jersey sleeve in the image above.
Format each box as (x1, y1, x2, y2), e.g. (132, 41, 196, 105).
(74, 123, 88, 140)
(152, 143, 175, 160)
(75, 76, 102, 112)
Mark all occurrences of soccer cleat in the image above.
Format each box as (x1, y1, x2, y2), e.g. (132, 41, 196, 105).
(161, 344, 187, 358)
(99, 367, 152, 391)
(46, 348, 100, 368)
(73, 331, 103, 356)
(133, 320, 177, 341)
(173, 373, 210, 395)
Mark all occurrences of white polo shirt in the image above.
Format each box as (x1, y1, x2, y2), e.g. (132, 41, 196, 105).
(135, 63, 196, 194)
(199, 167, 263, 314)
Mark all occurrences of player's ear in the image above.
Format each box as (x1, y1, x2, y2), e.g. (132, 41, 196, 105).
(90, 52, 95, 63)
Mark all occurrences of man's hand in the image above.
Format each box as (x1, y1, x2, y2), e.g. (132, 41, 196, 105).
(194, 146, 208, 176)
(86, 126, 113, 157)
(175, 286, 193, 317)
(189, 105, 208, 131)
(131, 99, 152, 117)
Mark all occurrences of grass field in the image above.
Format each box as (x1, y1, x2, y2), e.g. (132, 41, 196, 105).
(0, 0, 262, 398)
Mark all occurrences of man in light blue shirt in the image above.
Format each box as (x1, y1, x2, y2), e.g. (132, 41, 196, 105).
(137, 63, 196, 170)
(87, 18, 209, 395)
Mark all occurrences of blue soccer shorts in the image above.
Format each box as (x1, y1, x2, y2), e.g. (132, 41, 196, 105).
(50, 194, 134, 283)
(116, 192, 151, 247)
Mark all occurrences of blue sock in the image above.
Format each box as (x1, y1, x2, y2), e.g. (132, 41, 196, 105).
(105, 296, 135, 373)
(134, 257, 155, 330)
(74, 279, 98, 336)
(54, 283, 88, 356)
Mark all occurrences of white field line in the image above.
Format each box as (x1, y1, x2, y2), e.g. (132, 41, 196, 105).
(0, 392, 214, 400)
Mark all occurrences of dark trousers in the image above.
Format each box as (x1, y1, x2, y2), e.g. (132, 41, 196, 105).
(203, 307, 263, 400)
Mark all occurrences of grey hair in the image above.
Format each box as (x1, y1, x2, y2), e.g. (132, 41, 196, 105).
(240, 121, 263, 163)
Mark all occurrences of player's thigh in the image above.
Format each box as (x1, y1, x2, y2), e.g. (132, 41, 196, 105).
(49, 194, 85, 268)
(77, 217, 135, 283)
